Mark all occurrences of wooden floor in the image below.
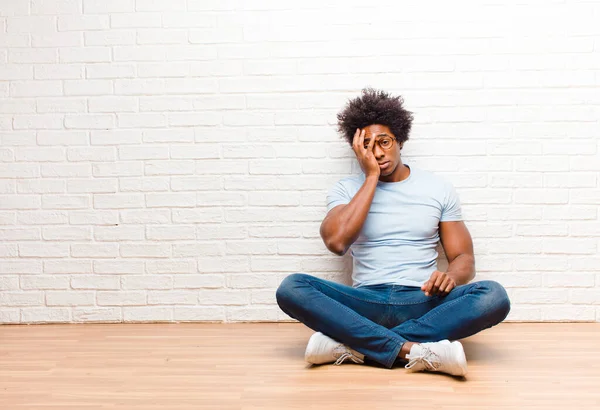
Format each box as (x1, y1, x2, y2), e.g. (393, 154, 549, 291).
(1, 323, 599, 410)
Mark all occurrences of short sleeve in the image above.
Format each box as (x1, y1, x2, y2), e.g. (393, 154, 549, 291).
(440, 182, 463, 222)
(326, 180, 351, 213)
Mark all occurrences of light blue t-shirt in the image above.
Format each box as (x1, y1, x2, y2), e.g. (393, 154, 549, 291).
(326, 165, 463, 288)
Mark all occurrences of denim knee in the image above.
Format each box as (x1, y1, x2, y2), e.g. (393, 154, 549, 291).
(275, 273, 308, 310)
(476, 280, 511, 322)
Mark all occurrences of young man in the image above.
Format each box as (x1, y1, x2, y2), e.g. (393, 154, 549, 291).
(276, 88, 510, 377)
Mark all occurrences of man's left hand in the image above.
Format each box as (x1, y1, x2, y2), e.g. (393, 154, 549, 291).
(422, 270, 456, 297)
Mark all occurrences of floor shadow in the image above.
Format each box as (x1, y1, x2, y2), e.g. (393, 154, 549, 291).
(461, 338, 509, 363)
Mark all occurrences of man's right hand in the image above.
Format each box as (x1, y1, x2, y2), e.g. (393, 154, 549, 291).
(352, 128, 380, 178)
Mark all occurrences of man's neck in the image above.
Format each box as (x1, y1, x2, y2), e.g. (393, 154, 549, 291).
(379, 163, 410, 183)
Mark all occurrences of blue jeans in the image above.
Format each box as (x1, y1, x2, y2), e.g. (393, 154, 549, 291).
(276, 273, 511, 368)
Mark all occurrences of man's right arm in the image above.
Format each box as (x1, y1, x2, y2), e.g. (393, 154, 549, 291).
(319, 175, 379, 255)
(320, 128, 380, 256)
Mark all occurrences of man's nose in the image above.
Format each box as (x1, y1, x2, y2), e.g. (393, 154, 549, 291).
(373, 144, 385, 158)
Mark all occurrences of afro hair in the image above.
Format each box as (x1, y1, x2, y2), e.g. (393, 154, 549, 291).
(336, 88, 414, 146)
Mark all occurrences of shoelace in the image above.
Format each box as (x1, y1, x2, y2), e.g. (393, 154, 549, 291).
(405, 345, 441, 371)
(333, 346, 364, 365)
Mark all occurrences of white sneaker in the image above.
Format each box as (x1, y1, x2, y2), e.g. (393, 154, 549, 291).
(405, 340, 467, 376)
(305, 332, 365, 365)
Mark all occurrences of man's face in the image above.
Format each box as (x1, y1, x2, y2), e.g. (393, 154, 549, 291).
(362, 124, 403, 178)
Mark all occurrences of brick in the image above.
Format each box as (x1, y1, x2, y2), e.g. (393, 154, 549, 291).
(42, 194, 89, 209)
(145, 160, 195, 176)
(13, 114, 64, 129)
(170, 145, 220, 159)
(97, 291, 146, 306)
(86, 64, 135, 79)
(148, 291, 197, 305)
(148, 226, 196, 241)
(0, 179, 14, 193)
(69, 210, 118, 225)
(37, 98, 87, 113)
(197, 256, 248, 273)
(94, 226, 144, 241)
(73, 308, 122, 322)
(227, 306, 278, 321)
(0, 261, 42, 274)
(21, 275, 70, 290)
(0, 65, 34, 80)
(71, 275, 120, 290)
(19, 243, 69, 258)
(226, 241, 277, 255)
(60, 47, 111, 63)
(542, 305, 595, 321)
(143, 129, 194, 143)
(172, 209, 222, 223)
(46, 291, 95, 306)
(11, 81, 62, 97)
(117, 113, 167, 128)
(171, 177, 221, 191)
(37, 131, 88, 145)
(64, 80, 113, 96)
(0, 131, 37, 146)
(197, 192, 246, 207)
(71, 243, 118, 258)
(32, 0, 82, 14)
(21, 308, 70, 323)
(0, 227, 40, 241)
(0, 244, 18, 256)
(118, 177, 167, 193)
(545, 273, 595, 288)
(0, 292, 44, 307)
(44, 260, 91, 274)
(94, 193, 143, 209)
(173, 274, 224, 289)
(32, 32, 82, 47)
(93, 162, 143, 177)
(0, 276, 19, 290)
(93, 260, 144, 274)
(58, 15, 109, 31)
(67, 178, 117, 194)
(91, 130, 142, 145)
(0, 195, 41, 210)
(123, 307, 172, 322)
(41, 164, 92, 177)
(120, 244, 170, 258)
(146, 260, 196, 274)
(0, 163, 40, 178)
(122, 276, 172, 290)
(114, 46, 167, 62)
(17, 179, 66, 194)
(172, 243, 224, 258)
(84, 30, 136, 46)
(198, 289, 249, 306)
(137, 28, 187, 44)
(0, 310, 20, 324)
(174, 307, 225, 322)
(83, 0, 134, 13)
(512, 289, 567, 304)
(120, 209, 170, 224)
(42, 226, 91, 241)
(146, 193, 195, 208)
(65, 114, 115, 129)
(110, 13, 162, 28)
(198, 160, 246, 175)
(7, 16, 56, 34)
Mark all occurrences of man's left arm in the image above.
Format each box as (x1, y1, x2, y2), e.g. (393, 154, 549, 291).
(422, 221, 476, 296)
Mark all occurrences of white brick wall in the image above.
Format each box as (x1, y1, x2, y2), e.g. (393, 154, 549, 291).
(0, 0, 599, 324)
